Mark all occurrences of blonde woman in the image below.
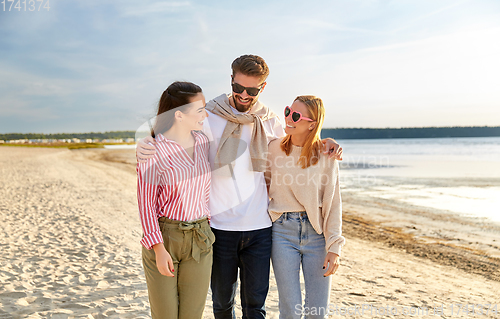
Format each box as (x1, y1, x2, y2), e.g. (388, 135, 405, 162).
(266, 96, 345, 319)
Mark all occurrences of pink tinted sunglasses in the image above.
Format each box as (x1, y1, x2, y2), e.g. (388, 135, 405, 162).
(284, 106, 314, 123)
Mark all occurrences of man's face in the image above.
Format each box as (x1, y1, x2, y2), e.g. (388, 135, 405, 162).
(231, 72, 266, 112)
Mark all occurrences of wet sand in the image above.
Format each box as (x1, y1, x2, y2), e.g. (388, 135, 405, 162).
(1, 146, 499, 318)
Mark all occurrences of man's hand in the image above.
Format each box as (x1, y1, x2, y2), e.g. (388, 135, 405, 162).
(137, 136, 157, 163)
(321, 138, 343, 160)
(153, 243, 175, 277)
(323, 252, 340, 276)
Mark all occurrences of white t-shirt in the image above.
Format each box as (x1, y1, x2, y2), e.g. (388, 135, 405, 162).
(202, 100, 285, 231)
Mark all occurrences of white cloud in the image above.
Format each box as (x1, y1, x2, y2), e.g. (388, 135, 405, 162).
(120, 1, 192, 17)
(297, 19, 383, 34)
(390, 0, 470, 33)
(267, 25, 500, 128)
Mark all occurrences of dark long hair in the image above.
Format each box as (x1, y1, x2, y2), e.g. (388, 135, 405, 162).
(152, 81, 202, 137)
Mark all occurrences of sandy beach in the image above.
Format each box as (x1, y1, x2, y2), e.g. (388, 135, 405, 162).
(1, 146, 499, 318)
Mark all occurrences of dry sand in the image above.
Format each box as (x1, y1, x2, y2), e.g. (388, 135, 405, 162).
(1, 146, 499, 318)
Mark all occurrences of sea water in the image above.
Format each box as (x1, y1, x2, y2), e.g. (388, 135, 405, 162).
(338, 136, 500, 222)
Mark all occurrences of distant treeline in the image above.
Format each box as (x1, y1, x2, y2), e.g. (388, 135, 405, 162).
(2, 126, 500, 141)
(322, 126, 500, 140)
(0, 131, 136, 141)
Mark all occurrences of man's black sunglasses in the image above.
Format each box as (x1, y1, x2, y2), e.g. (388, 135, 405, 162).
(231, 82, 264, 97)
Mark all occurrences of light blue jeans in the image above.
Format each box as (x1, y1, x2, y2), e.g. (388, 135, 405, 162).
(271, 212, 332, 319)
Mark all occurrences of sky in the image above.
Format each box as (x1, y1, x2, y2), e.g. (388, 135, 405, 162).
(1, 0, 499, 133)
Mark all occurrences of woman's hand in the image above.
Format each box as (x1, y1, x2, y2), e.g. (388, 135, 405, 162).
(152, 243, 175, 277)
(323, 252, 340, 276)
(321, 138, 343, 160)
(137, 136, 157, 163)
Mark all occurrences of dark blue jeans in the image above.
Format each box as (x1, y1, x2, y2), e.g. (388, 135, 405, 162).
(211, 227, 272, 319)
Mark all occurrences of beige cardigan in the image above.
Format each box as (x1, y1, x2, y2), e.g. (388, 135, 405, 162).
(266, 138, 345, 255)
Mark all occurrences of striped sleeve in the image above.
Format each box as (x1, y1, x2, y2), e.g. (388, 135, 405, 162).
(194, 131, 211, 221)
(137, 154, 163, 250)
(203, 134, 211, 221)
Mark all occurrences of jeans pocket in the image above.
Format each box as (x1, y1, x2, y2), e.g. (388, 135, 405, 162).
(274, 214, 285, 225)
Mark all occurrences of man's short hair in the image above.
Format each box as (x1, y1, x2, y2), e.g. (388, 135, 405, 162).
(231, 54, 269, 83)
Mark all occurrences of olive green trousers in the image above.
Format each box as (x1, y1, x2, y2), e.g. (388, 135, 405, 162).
(142, 217, 215, 319)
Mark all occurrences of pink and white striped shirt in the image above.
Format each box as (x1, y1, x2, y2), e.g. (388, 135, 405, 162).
(137, 131, 211, 250)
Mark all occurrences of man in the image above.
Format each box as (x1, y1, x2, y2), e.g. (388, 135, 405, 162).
(137, 54, 342, 318)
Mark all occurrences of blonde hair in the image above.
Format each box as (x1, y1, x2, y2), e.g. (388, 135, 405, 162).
(280, 95, 325, 169)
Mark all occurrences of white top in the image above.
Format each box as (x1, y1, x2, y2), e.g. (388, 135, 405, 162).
(202, 99, 285, 231)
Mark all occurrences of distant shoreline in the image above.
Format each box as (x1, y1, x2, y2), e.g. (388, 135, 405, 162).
(1, 126, 500, 141)
(0, 142, 136, 149)
(322, 126, 500, 140)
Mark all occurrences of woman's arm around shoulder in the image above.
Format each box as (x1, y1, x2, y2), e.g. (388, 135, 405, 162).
(136, 136, 157, 163)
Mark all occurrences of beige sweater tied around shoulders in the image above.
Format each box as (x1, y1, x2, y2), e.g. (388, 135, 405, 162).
(266, 138, 346, 256)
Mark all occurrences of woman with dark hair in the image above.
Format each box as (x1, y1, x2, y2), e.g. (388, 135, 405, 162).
(137, 81, 215, 319)
(266, 95, 345, 319)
